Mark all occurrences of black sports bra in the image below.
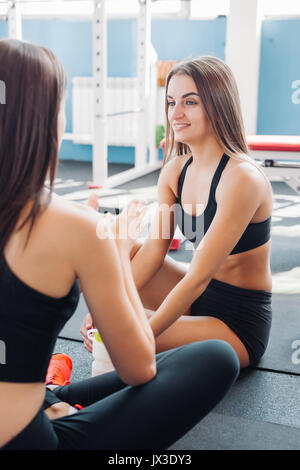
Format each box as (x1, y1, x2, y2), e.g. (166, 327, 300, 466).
(175, 154, 271, 254)
(0, 254, 80, 383)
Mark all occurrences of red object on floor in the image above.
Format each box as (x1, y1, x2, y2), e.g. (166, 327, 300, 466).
(88, 185, 103, 189)
(45, 353, 72, 387)
(169, 238, 181, 251)
(74, 404, 84, 410)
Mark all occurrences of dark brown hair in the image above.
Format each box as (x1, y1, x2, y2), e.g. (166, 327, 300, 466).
(0, 39, 67, 252)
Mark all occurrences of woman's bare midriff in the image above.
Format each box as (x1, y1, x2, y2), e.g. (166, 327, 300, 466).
(0, 382, 45, 448)
(209, 241, 272, 292)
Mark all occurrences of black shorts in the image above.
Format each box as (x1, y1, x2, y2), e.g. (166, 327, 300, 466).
(190, 278, 272, 366)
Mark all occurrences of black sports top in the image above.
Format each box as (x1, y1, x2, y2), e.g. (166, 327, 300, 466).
(0, 254, 80, 383)
(175, 154, 271, 254)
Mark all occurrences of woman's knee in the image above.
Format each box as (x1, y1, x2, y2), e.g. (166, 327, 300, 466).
(188, 340, 240, 381)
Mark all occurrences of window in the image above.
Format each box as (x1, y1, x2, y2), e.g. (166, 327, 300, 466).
(190, 0, 229, 19)
(20, 1, 94, 17)
(151, 0, 181, 15)
(0, 0, 182, 18)
(3, 0, 300, 19)
(262, 0, 300, 16)
(190, 0, 300, 19)
(0, 2, 8, 16)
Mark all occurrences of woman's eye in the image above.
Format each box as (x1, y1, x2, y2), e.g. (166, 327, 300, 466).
(167, 100, 197, 107)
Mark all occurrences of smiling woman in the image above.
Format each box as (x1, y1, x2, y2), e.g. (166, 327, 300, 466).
(164, 56, 249, 163)
(112, 56, 273, 369)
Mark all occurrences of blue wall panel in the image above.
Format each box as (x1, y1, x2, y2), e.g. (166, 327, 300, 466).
(151, 17, 226, 61)
(257, 18, 300, 135)
(22, 20, 93, 134)
(0, 20, 8, 38)
(108, 19, 137, 77)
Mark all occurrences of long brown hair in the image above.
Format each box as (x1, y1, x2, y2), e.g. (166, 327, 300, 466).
(164, 56, 267, 177)
(0, 39, 67, 253)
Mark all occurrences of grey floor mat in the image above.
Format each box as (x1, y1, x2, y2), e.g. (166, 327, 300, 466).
(258, 294, 300, 374)
(214, 368, 300, 429)
(59, 294, 89, 342)
(170, 368, 300, 450)
(169, 411, 300, 450)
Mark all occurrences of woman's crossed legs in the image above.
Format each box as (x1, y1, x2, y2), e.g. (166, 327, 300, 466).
(135, 246, 250, 368)
(50, 341, 239, 450)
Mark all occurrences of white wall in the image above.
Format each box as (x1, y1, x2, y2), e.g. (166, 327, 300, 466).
(225, 0, 264, 135)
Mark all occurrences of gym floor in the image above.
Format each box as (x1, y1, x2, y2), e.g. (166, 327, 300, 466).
(53, 159, 300, 450)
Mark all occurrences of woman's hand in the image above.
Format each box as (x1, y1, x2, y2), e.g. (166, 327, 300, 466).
(113, 200, 147, 254)
(88, 193, 147, 255)
(80, 313, 94, 353)
(96, 200, 147, 254)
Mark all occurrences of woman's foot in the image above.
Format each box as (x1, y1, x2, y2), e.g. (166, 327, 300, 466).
(45, 353, 72, 387)
(87, 193, 99, 211)
(45, 401, 74, 420)
(45, 354, 83, 420)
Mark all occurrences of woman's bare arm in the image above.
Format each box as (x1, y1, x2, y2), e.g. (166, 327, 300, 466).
(72, 207, 156, 386)
(130, 160, 178, 290)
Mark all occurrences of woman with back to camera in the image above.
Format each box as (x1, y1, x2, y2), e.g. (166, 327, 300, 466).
(0, 40, 239, 450)
(82, 56, 273, 370)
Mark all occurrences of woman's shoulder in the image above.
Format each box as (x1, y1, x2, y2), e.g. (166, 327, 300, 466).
(158, 153, 192, 192)
(161, 153, 192, 173)
(47, 192, 98, 220)
(221, 153, 273, 210)
(40, 192, 114, 273)
(45, 192, 104, 245)
(226, 153, 271, 188)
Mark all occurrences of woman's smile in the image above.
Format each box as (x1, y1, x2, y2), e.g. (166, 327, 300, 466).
(173, 122, 191, 131)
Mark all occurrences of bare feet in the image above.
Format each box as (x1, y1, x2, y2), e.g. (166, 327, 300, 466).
(45, 401, 76, 420)
(87, 193, 99, 211)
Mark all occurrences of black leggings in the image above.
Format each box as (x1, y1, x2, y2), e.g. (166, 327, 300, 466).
(3, 340, 239, 450)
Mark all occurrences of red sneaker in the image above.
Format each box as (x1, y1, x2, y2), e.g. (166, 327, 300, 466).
(45, 353, 72, 386)
(74, 404, 84, 410)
